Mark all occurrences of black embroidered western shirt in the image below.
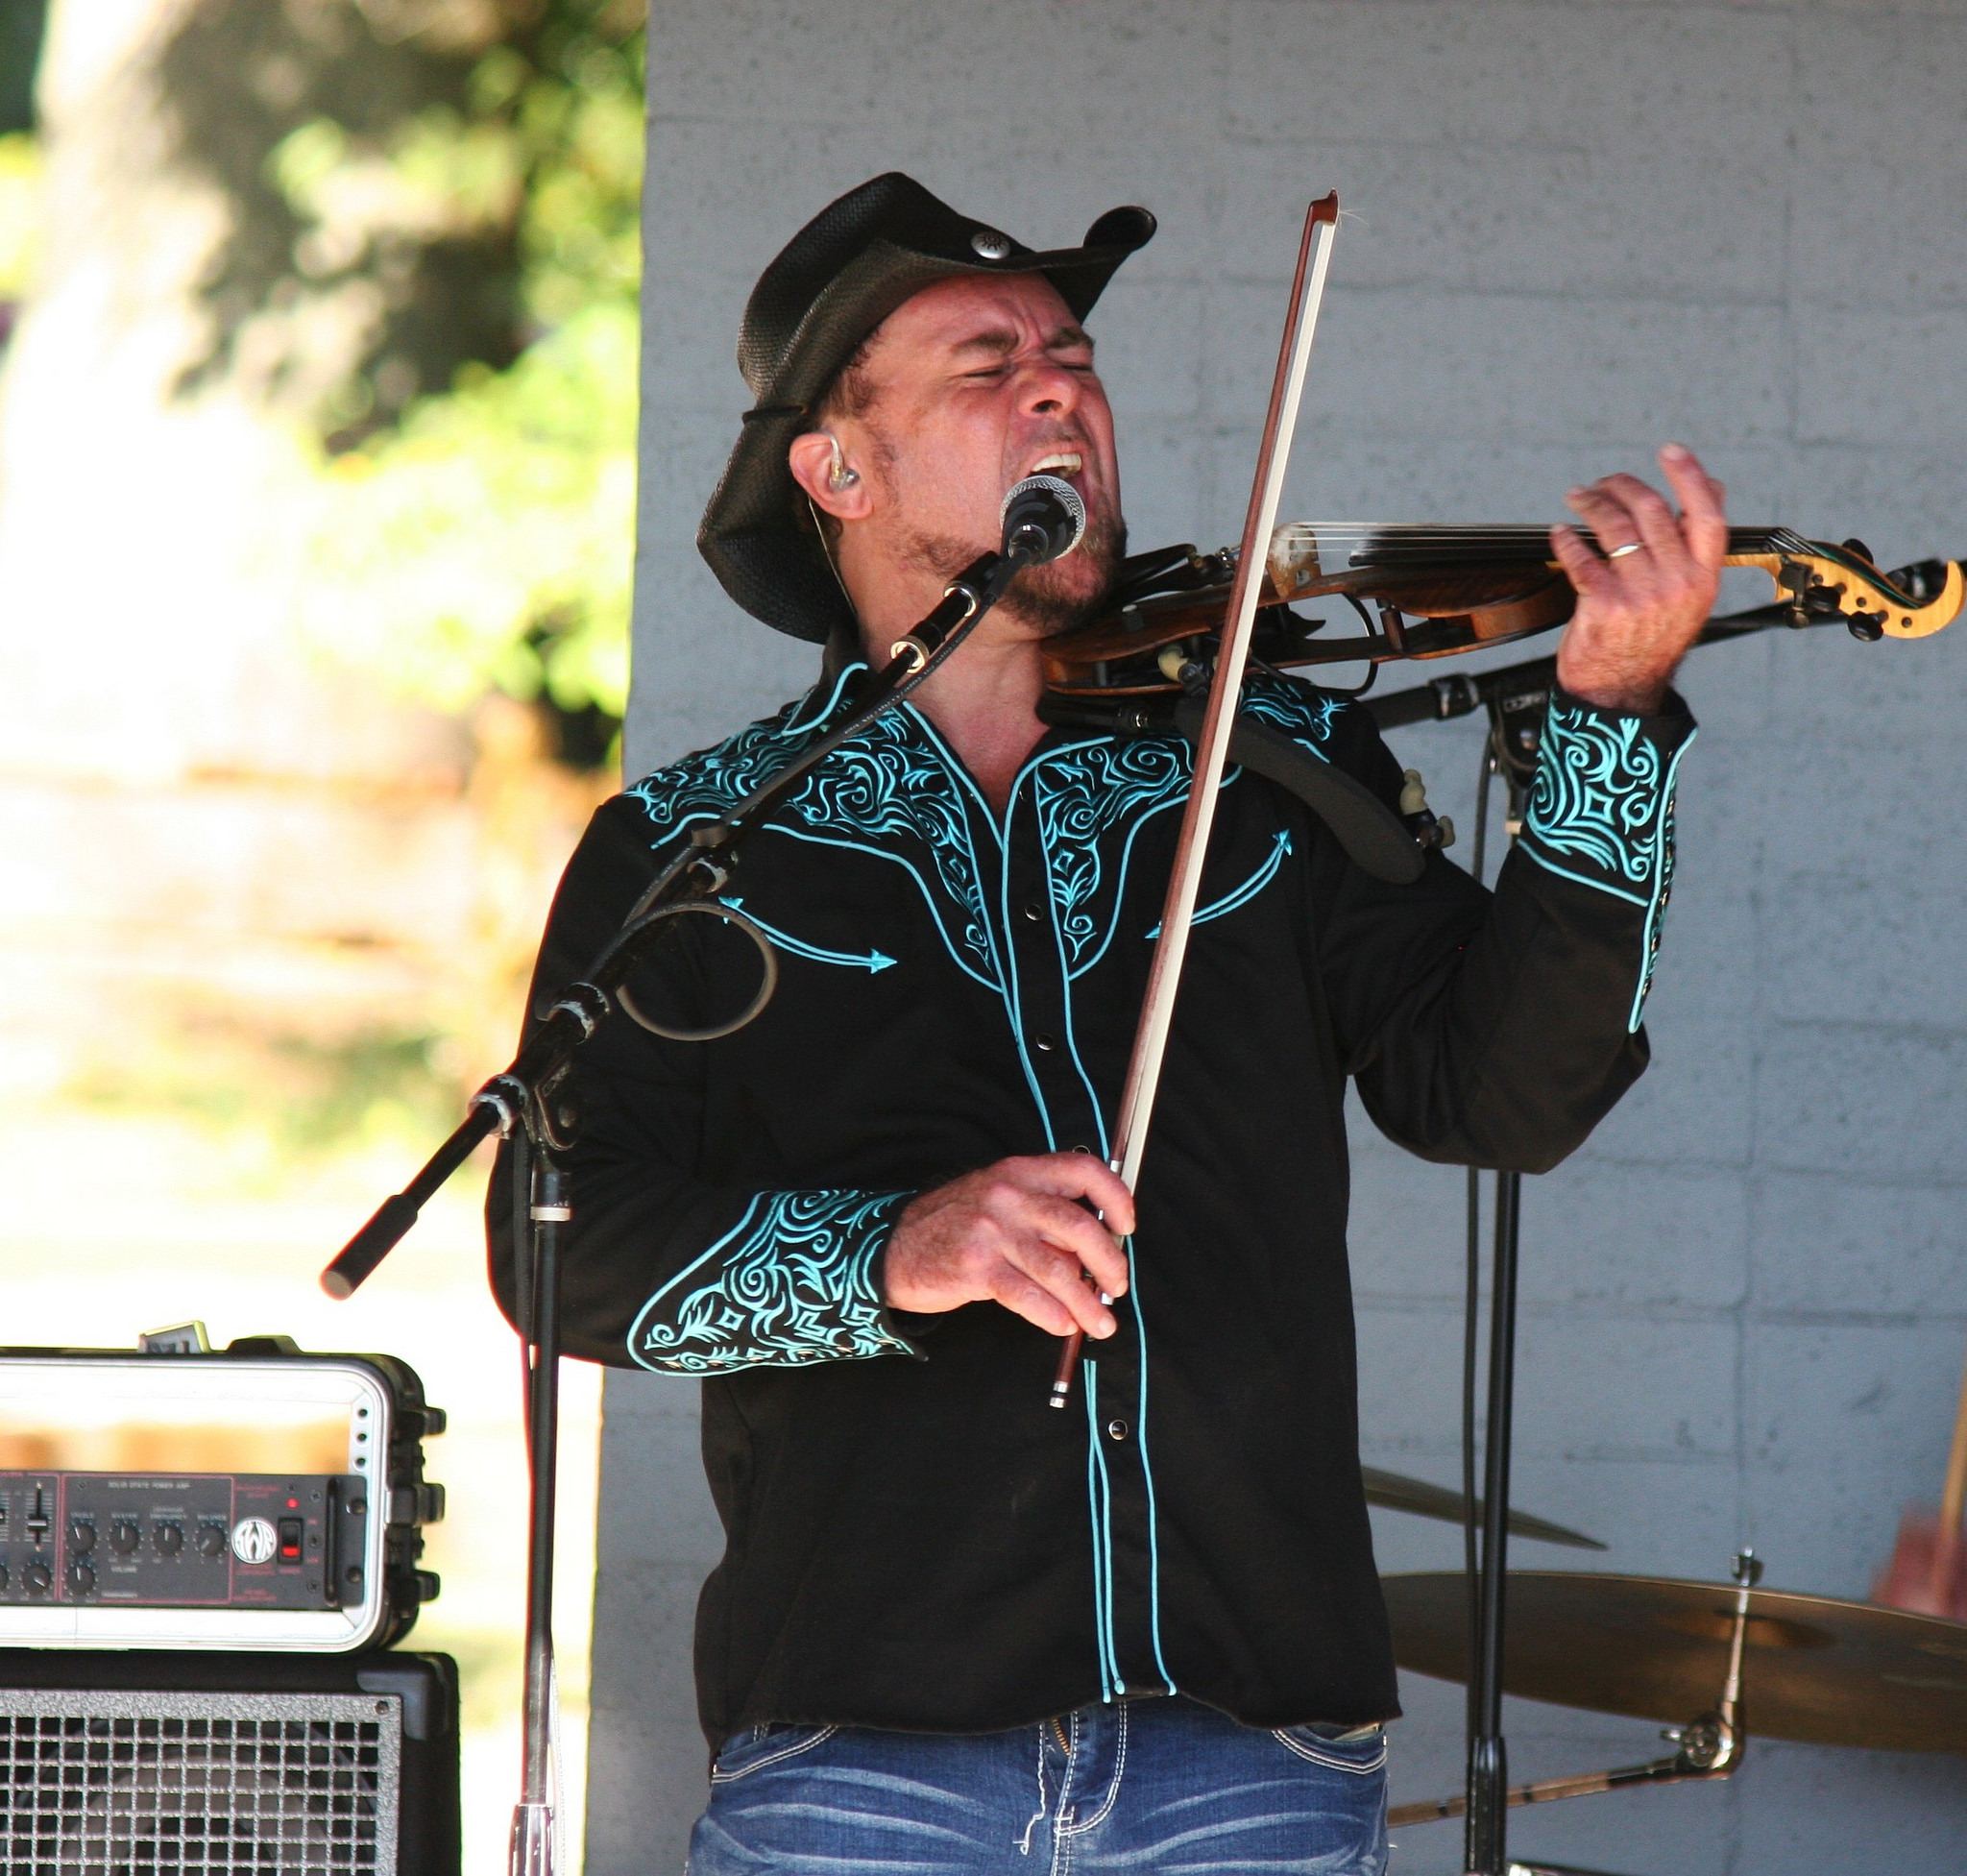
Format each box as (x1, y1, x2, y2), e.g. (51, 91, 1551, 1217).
(488, 666, 1693, 1747)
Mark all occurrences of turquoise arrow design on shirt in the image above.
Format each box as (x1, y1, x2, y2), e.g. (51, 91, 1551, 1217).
(1146, 829, 1293, 939)
(719, 898, 896, 973)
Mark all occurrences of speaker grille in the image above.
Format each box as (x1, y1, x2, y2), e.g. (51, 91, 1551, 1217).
(0, 1691, 401, 1875)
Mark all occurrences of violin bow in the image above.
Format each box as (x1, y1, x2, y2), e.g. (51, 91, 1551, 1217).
(1050, 194, 1342, 1406)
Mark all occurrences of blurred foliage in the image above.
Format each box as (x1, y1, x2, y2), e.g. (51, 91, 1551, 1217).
(0, 0, 44, 135)
(282, 1, 643, 738)
(2, 1, 640, 738)
(0, 130, 38, 300)
(299, 300, 635, 728)
(68, 1012, 467, 1174)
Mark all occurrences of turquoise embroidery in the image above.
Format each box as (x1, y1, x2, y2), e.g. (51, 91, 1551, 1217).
(793, 715, 994, 971)
(1122, 1246, 1177, 1697)
(628, 1189, 914, 1374)
(1235, 674, 1349, 750)
(1147, 828, 1293, 938)
(1520, 702, 1662, 905)
(717, 898, 896, 974)
(1519, 696, 1694, 1032)
(626, 695, 825, 846)
(1083, 1358, 1121, 1700)
(627, 685, 997, 985)
(1029, 738, 1194, 976)
(1631, 791, 1679, 1031)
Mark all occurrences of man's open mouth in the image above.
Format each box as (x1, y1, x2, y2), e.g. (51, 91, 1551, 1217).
(1025, 450, 1083, 481)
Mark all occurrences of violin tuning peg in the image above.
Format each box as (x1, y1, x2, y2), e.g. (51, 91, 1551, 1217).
(1156, 643, 1209, 692)
(1397, 769, 1453, 852)
(1846, 610, 1886, 644)
(1840, 537, 1875, 567)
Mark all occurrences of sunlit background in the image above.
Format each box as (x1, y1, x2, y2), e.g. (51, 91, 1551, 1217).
(0, 2, 644, 1866)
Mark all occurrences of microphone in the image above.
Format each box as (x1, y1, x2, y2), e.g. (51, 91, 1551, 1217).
(886, 475, 1090, 674)
(1000, 474, 1087, 567)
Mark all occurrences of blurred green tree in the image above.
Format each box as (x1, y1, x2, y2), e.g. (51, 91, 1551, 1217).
(0, 0, 45, 135)
(0, 0, 47, 323)
(5, 0, 640, 759)
(283, 0, 643, 756)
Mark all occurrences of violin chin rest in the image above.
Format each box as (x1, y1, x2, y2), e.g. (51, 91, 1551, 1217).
(1171, 695, 1425, 886)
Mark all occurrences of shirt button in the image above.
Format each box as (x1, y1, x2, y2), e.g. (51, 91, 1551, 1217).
(1022, 900, 1044, 922)
(1033, 1033, 1056, 1053)
(1105, 1419, 1129, 1442)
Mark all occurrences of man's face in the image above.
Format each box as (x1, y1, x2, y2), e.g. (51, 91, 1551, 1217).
(834, 271, 1125, 635)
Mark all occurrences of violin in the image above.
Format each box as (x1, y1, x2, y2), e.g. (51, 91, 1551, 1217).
(1042, 526, 1965, 706)
(1044, 191, 1964, 1408)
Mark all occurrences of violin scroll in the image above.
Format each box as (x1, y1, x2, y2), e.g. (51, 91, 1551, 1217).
(1749, 538, 1963, 641)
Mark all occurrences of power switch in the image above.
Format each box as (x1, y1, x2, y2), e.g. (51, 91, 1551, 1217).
(277, 1517, 304, 1565)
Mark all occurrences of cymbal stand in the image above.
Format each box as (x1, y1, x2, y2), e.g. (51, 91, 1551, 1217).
(1388, 1549, 1764, 1875)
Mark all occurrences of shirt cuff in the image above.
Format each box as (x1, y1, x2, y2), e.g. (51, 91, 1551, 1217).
(1518, 687, 1697, 1032)
(628, 1189, 923, 1374)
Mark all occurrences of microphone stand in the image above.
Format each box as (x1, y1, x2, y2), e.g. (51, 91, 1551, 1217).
(317, 521, 1066, 1876)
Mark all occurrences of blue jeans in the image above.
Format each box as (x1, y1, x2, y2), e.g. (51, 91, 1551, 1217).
(686, 1695, 1389, 1874)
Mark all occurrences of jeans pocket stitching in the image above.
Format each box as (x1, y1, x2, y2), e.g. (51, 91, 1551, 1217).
(1270, 1726, 1388, 1775)
(709, 1723, 839, 1784)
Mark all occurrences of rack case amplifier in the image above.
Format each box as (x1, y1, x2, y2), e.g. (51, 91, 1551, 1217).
(0, 1341, 444, 1652)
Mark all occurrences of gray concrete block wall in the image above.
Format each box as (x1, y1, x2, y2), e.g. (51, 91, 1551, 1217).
(604, 4, 1967, 1869)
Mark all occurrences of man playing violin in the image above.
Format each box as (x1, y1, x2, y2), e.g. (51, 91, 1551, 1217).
(490, 172, 1724, 1875)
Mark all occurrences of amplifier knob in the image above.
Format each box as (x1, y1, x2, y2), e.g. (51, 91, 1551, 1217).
(196, 1523, 227, 1558)
(67, 1562, 95, 1596)
(69, 1519, 96, 1553)
(24, 1561, 52, 1595)
(110, 1521, 140, 1554)
(156, 1523, 183, 1558)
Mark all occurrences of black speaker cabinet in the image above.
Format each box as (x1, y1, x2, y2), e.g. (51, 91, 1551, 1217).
(0, 1650, 459, 1875)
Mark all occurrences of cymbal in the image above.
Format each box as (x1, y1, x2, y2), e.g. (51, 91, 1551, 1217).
(1360, 1467, 1605, 1551)
(1383, 1570, 1967, 1752)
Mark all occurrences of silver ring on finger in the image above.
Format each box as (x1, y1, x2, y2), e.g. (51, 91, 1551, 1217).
(1605, 541, 1647, 560)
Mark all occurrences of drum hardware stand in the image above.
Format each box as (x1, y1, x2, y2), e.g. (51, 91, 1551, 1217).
(1387, 1550, 1763, 1876)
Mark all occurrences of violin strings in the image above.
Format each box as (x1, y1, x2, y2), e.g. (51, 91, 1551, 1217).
(1267, 524, 1795, 557)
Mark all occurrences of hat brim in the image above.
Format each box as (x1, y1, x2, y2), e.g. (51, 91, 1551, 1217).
(699, 214, 1153, 645)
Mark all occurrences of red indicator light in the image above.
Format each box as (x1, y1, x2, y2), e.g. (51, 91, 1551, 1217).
(285, 1498, 299, 1509)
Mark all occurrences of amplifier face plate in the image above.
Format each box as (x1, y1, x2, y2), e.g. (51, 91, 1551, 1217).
(0, 1688, 403, 1874)
(0, 1358, 396, 1650)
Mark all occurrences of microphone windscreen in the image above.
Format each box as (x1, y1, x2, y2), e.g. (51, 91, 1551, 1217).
(1000, 475, 1087, 564)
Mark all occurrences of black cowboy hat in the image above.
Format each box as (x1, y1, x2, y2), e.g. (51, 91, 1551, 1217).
(697, 171, 1156, 644)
